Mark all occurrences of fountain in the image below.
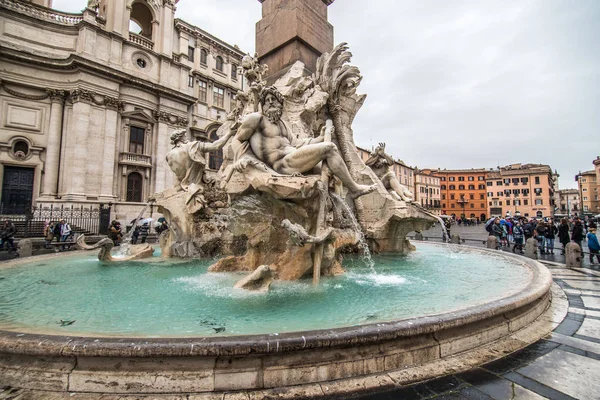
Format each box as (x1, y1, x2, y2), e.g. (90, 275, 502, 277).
(0, 29, 554, 400)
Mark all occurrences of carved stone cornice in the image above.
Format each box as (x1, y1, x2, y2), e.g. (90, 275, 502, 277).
(0, 78, 52, 100)
(103, 96, 125, 111)
(153, 110, 188, 127)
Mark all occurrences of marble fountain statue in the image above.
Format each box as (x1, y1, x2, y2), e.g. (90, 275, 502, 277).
(146, 43, 436, 286)
(0, 44, 555, 398)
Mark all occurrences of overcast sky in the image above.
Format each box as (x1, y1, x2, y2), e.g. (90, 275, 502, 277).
(52, 0, 600, 189)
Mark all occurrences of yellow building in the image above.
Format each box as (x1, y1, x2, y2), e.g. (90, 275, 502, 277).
(413, 169, 441, 215)
(487, 163, 556, 219)
(576, 170, 599, 216)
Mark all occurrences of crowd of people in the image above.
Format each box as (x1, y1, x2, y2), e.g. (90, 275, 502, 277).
(483, 215, 599, 263)
(108, 219, 169, 246)
(43, 219, 73, 250)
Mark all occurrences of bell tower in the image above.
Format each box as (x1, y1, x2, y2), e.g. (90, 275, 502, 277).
(256, 0, 335, 81)
(100, 0, 178, 56)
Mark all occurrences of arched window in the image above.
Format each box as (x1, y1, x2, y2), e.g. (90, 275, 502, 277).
(200, 49, 208, 64)
(126, 172, 143, 202)
(231, 64, 238, 79)
(129, 2, 153, 39)
(208, 129, 223, 170)
(215, 56, 224, 72)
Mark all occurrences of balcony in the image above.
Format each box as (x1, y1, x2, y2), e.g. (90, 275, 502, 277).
(128, 32, 154, 51)
(119, 152, 152, 167)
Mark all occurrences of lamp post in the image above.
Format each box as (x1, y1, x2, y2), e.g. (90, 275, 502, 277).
(457, 194, 469, 220)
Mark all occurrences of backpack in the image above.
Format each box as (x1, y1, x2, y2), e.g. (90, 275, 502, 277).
(523, 225, 533, 236)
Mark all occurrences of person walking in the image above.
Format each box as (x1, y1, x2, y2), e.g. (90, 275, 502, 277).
(492, 218, 503, 249)
(0, 219, 18, 255)
(60, 220, 72, 250)
(44, 221, 54, 249)
(131, 225, 140, 245)
(535, 220, 547, 254)
(558, 218, 570, 255)
(544, 219, 558, 255)
(512, 221, 525, 254)
(572, 217, 585, 249)
(586, 228, 600, 264)
(140, 222, 150, 244)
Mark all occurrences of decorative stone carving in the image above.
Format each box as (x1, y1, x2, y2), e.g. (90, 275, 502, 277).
(76, 235, 154, 262)
(46, 89, 67, 102)
(153, 110, 188, 126)
(70, 88, 96, 103)
(103, 96, 125, 111)
(164, 125, 236, 214)
(366, 143, 414, 206)
(234, 265, 274, 291)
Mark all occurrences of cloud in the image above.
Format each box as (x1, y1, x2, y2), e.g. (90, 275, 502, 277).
(51, 0, 600, 189)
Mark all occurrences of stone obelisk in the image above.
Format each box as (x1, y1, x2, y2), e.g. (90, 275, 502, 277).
(256, 0, 335, 82)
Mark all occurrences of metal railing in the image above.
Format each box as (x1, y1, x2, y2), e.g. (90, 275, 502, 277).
(0, 0, 83, 25)
(128, 32, 154, 50)
(0, 203, 109, 237)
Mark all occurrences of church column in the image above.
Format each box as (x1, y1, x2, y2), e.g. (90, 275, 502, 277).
(61, 90, 92, 201)
(100, 97, 123, 201)
(41, 89, 67, 198)
(153, 112, 171, 193)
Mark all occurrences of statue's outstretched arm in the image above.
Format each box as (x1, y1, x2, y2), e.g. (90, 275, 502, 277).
(202, 123, 236, 152)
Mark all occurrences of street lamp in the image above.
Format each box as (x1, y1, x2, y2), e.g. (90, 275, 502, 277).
(457, 194, 469, 220)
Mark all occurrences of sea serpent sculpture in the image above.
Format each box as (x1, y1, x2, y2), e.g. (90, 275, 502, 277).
(76, 234, 154, 262)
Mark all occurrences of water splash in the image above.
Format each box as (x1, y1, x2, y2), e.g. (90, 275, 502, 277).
(114, 204, 148, 257)
(330, 194, 375, 271)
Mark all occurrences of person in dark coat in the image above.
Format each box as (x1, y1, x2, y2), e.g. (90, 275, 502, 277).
(0, 219, 18, 254)
(140, 222, 150, 243)
(571, 217, 584, 249)
(558, 218, 570, 255)
(512, 221, 525, 254)
(131, 225, 140, 245)
(544, 219, 558, 254)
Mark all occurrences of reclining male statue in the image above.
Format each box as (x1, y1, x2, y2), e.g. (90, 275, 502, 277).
(231, 86, 376, 199)
(365, 142, 414, 204)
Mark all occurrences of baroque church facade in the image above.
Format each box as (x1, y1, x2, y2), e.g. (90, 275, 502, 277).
(0, 0, 245, 222)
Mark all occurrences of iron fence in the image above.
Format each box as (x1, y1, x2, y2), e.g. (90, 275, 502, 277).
(0, 203, 111, 238)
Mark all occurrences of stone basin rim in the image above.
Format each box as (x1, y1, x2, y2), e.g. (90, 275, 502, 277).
(0, 243, 552, 357)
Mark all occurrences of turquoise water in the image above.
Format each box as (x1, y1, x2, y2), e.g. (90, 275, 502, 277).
(0, 245, 531, 338)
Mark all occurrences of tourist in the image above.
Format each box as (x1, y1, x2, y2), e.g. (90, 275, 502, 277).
(110, 221, 122, 246)
(43, 221, 54, 249)
(523, 220, 534, 241)
(156, 220, 169, 235)
(558, 218, 570, 255)
(535, 220, 547, 254)
(512, 221, 525, 254)
(571, 217, 584, 249)
(0, 219, 18, 255)
(60, 219, 72, 250)
(544, 218, 558, 255)
(131, 225, 140, 245)
(492, 218, 503, 249)
(53, 220, 63, 243)
(586, 228, 600, 264)
(140, 222, 150, 243)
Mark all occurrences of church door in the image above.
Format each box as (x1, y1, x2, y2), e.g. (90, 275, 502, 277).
(1, 166, 34, 214)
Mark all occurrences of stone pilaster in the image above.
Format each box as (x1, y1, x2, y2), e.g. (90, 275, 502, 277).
(154, 121, 170, 193)
(100, 101, 121, 201)
(40, 89, 67, 198)
(61, 99, 91, 201)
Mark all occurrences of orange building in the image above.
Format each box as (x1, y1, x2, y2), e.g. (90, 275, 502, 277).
(425, 169, 489, 221)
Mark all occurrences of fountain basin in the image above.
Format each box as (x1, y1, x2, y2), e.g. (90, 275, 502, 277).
(0, 244, 552, 395)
